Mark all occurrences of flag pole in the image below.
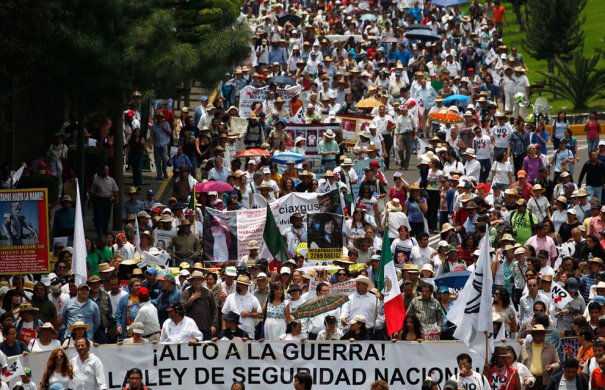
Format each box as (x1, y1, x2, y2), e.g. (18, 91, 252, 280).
(484, 331, 489, 366)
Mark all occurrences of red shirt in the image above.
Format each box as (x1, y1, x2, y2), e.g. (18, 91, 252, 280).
(493, 6, 505, 22)
(489, 365, 519, 390)
(592, 367, 605, 390)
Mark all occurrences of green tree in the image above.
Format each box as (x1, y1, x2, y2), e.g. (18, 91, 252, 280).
(538, 51, 605, 110)
(524, 0, 586, 73)
(174, 0, 251, 104)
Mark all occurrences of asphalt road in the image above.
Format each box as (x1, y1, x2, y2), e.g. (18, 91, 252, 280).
(381, 136, 591, 248)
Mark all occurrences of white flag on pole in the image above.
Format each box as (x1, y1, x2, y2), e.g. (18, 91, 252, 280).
(11, 164, 26, 187)
(2, 356, 25, 382)
(72, 179, 88, 287)
(416, 137, 430, 155)
(485, 48, 498, 65)
(290, 106, 306, 124)
(134, 213, 141, 253)
(447, 235, 494, 355)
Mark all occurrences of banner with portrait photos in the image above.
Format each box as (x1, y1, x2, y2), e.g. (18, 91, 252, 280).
(307, 212, 344, 262)
(282, 123, 342, 175)
(239, 85, 302, 118)
(0, 189, 50, 274)
(335, 114, 373, 145)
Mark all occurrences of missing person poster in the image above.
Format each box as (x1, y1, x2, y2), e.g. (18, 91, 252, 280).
(0, 189, 50, 274)
(307, 212, 343, 262)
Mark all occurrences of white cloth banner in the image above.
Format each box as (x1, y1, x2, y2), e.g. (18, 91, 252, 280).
(19, 341, 518, 390)
(239, 85, 302, 118)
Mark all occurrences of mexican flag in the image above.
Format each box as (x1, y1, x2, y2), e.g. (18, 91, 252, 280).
(376, 226, 405, 336)
(262, 204, 288, 269)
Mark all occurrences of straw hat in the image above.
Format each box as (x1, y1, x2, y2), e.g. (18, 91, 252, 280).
(354, 275, 374, 290)
(527, 324, 552, 334)
(68, 321, 91, 331)
(386, 199, 402, 212)
(235, 275, 252, 286)
(440, 223, 455, 234)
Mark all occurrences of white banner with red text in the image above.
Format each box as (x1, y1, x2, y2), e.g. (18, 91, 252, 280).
(17, 341, 517, 390)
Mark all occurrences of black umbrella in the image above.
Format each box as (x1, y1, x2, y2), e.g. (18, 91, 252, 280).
(407, 24, 432, 31)
(405, 29, 441, 42)
(278, 15, 302, 27)
(271, 75, 296, 86)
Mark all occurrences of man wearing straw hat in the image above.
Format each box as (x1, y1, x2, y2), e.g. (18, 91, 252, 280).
(222, 275, 262, 339)
(518, 324, 560, 390)
(318, 129, 339, 170)
(181, 270, 218, 340)
(340, 276, 384, 340)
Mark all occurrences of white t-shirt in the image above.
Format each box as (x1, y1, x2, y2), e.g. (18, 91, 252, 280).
(473, 135, 492, 160)
(451, 372, 490, 390)
(491, 124, 513, 148)
(410, 246, 433, 267)
(528, 196, 550, 222)
(491, 161, 512, 185)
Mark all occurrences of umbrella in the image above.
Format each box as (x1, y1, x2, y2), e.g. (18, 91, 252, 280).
(380, 37, 400, 44)
(271, 152, 305, 165)
(194, 181, 234, 193)
(407, 24, 433, 31)
(431, 0, 468, 7)
(234, 148, 271, 158)
(434, 270, 471, 289)
(271, 75, 296, 86)
(442, 94, 471, 104)
(278, 14, 302, 27)
(405, 29, 441, 42)
(427, 108, 464, 124)
(294, 294, 349, 319)
(360, 14, 377, 21)
(355, 97, 384, 108)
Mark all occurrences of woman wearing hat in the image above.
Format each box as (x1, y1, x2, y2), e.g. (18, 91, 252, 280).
(28, 322, 61, 352)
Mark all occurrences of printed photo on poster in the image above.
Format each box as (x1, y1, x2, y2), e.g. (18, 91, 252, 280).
(307, 212, 343, 261)
(394, 244, 412, 267)
(203, 210, 237, 263)
(1, 201, 39, 245)
(306, 130, 318, 148)
(0, 189, 50, 274)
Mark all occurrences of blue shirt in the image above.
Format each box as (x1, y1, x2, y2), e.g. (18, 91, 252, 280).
(62, 298, 101, 339)
(151, 122, 171, 147)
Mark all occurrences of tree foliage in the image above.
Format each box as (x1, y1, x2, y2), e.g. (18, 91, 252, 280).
(524, 0, 586, 71)
(537, 51, 605, 110)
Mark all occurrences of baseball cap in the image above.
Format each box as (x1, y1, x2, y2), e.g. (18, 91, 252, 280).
(225, 266, 238, 277)
(137, 287, 150, 299)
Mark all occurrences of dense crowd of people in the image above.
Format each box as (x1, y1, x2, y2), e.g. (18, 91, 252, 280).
(2, 0, 605, 389)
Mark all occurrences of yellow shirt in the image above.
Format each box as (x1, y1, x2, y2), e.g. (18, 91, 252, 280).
(530, 343, 543, 376)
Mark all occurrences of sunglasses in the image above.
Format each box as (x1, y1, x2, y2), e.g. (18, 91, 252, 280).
(338, 273, 347, 276)
(527, 284, 537, 287)
(55, 355, 65, 359)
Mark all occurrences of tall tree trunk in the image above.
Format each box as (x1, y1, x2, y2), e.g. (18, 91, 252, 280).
(112, 95, 125, 231)
(183, 79, 192, 107)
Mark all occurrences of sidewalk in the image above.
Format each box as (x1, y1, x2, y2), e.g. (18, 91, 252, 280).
(50, 167, 173, 239)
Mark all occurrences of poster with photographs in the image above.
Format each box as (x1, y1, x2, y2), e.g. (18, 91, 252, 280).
(307, 212, 343, 261)
(0, 189, 50, 274)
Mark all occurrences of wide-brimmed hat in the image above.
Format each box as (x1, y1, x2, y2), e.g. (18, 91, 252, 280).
(527, 324, 552, 334)
(18, 303, 39, 313)
(126, 186, 139, 195)
(189, 270, 205, 280)
(386, 199, 402, 212)
(324, 130, 335, 138)
(37, 322, 57, 335)
(354, 275, 375, 290)
(235, 275, 252, 285)
(408, 183, 422, 191)
(98, 263, 115, 273)
(440, 223, 454, 234)
(68, 321, 91, 331)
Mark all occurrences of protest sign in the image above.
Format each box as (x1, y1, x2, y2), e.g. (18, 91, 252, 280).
(307, 212, 344, 261)
(551, 282, 573, 309)
(393, 243, 413, 266)
(0, 189, 50, 274)
(239, 85, 302, 118)
(153, 230, 175, 251)
(203, 208, 265, 262)
(283, 123, 341, 175)
(350, 158, 384, 199)
(335, 114, 373, 145)
(19, 341, 518, 390)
